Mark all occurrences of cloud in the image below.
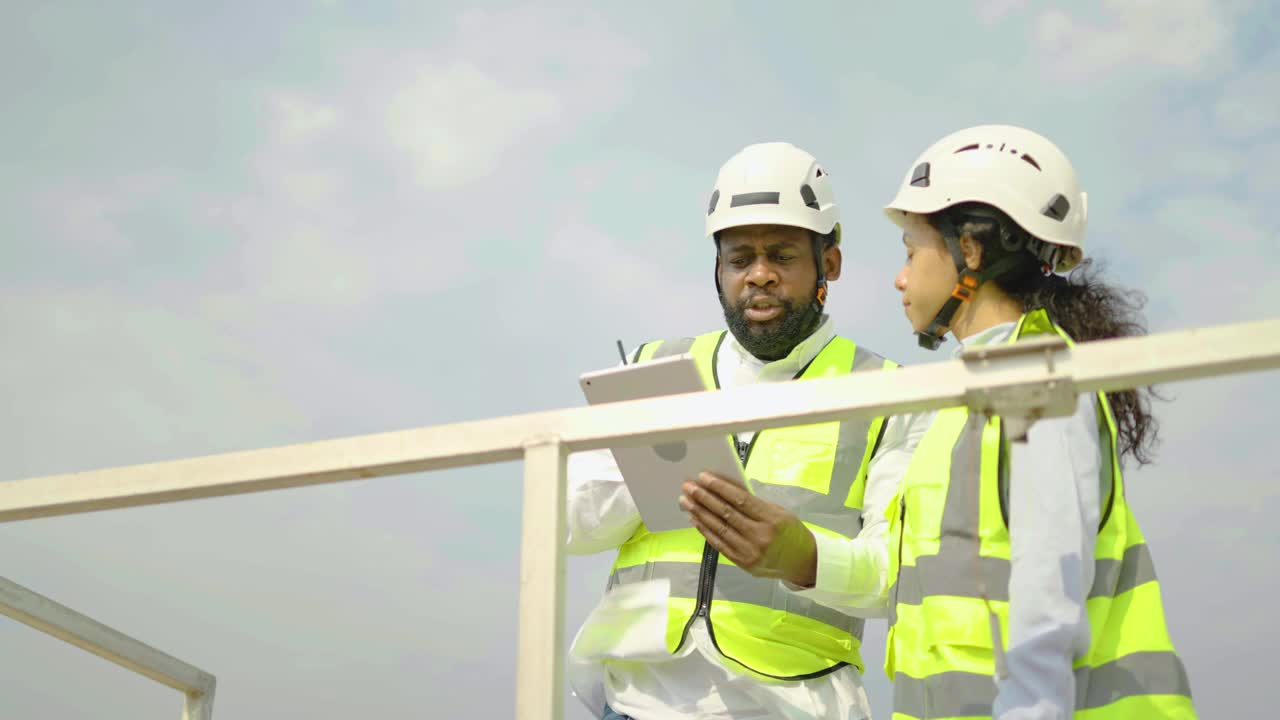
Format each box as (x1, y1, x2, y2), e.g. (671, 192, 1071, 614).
(0, 290, 307, 477)
(30, 173, 180, 259)
(385, 62, 562, 190)
(270, 93, 341, 145)
(1213, 47, 1280, 140)
(1159, 143, 1245, 188)
(237, 221, 377, 305)
(223, 146, 377, 307)
(449, 6, 649, 108)
(975, 0, 1029, 24)
(541, 218, 719, 343)
(1101, 189, 1278, 330)
(1034, 0, 1232, 80)
(1243, 141, 1280, 198)
(216, 4, 652, 310)
(379, 7, 647, 191)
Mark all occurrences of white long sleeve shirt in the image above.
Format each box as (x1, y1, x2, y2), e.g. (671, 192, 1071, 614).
(961, 323, 1100, 720)
(566, 316, 930, 720)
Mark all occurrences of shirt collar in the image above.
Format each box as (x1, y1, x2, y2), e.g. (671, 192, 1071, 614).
(950, 321, 1018, 358)
(723, 314, 835, 382)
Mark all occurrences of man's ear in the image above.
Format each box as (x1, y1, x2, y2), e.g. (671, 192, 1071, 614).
(959, 234, 983, 272)
(823, 244, 842, 282)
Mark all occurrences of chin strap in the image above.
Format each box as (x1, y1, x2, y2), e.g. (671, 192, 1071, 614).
(915, 215, 1024, 351)
(811, 233, 829, 316)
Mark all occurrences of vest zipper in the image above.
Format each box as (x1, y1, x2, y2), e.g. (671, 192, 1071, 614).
(893, 496, 906, 610)
(695, 542, 719, 617)
(682, 437, 751, 636)
(679, 339, 851, 681)
(697, 433, 845, 681)
(697, 438, 752, 617)
(674, 540, 720, 643)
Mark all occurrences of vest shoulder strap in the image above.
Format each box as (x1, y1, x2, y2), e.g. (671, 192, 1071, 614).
(635, 331, 725, 362)
(998, 311, 1120, 533)
(817, 336, 900, 475)
(806, 336, 899, 375)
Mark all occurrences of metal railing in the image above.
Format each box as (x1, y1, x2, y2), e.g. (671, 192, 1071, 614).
(2, 316, 1277, 719)
(0, 575, 215, 719)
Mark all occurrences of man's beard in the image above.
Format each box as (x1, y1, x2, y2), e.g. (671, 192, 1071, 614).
(720, 290, 823, 361)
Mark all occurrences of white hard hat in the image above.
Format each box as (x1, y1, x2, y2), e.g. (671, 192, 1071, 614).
(706, 142, 840, 243)
(883, 125, 1087, 272)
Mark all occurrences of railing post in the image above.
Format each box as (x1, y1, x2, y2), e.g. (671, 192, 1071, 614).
(515, 437, 568, 720)
(0, 575, 217, 717)
(183, 685, 215, 720)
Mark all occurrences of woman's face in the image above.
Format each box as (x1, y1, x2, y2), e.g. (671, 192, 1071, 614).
(894, 213, 960, 334)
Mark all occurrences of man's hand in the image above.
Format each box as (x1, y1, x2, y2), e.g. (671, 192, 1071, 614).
(678, 472, 817, 588)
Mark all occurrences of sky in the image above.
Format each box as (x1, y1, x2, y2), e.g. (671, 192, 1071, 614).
(1, 1, 1277, 718)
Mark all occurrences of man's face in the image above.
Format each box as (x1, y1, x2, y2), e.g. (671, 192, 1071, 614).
(716, 224, 840, 361)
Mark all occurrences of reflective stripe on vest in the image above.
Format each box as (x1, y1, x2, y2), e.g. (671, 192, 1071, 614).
(606, 561, 859, 637)
(610, 330, 897, 679)
(890, 541, 1161, 608)
(892, 651, 1193, 719)
(885, 309, 1196, 719)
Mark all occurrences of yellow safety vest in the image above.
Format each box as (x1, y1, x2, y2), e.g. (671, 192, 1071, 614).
(885, 309, 1196, 719)
(608, 330, 897, 679)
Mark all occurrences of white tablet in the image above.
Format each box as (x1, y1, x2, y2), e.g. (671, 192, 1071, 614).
(579, 354, 747, 532)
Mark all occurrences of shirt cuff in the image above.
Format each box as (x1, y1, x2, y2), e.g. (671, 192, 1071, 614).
(778, 530, 891, 618)
(781, 531, 854, 594)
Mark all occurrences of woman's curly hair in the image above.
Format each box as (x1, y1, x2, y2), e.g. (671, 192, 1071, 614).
(931, 205, 1161, 467)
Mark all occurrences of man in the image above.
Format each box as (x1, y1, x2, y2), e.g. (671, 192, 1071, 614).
(567, 142, 927, 720)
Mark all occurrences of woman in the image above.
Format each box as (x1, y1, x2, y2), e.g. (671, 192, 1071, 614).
(880, 125, 1196, 719)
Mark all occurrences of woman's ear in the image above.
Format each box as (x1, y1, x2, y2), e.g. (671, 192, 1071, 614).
(959, 234, 983, 272)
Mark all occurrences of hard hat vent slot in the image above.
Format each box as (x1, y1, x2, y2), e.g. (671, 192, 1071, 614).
(909, 162, 931, 188)
(730, 191, 781, 208)
(1042, 194, 1070, 221)
(1021, 154, 1042, 171)
(800, 184, 821, 210)
(955, 144, 981, 153)
(707, 189, 720, 215)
